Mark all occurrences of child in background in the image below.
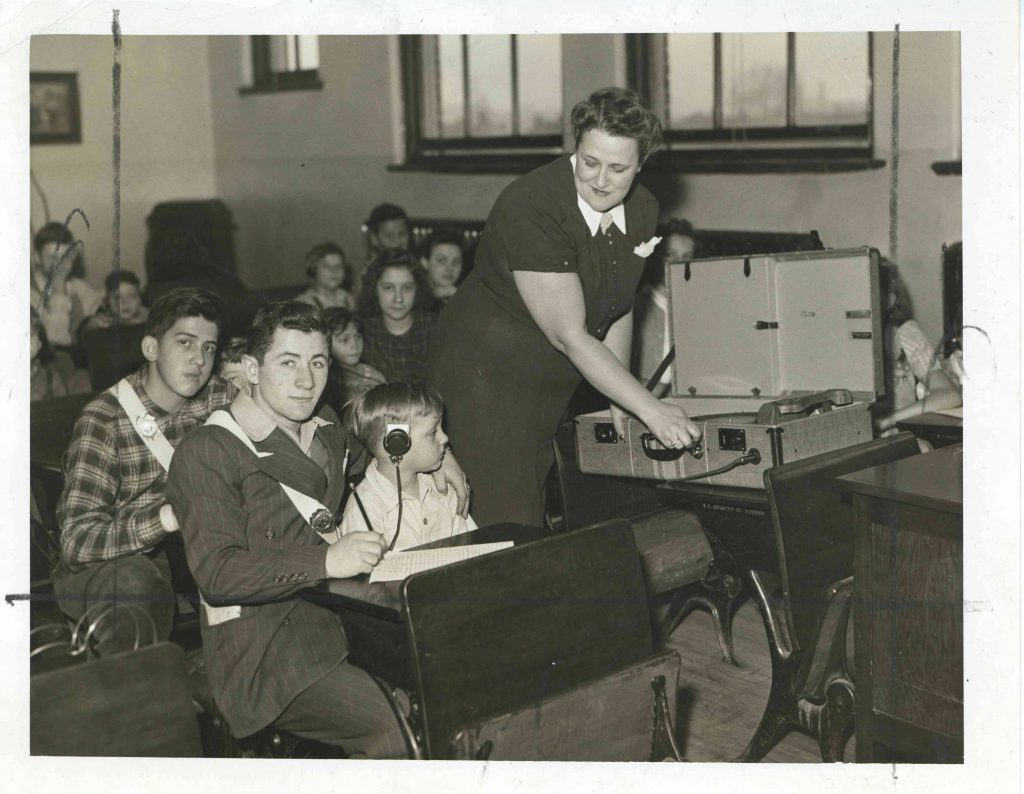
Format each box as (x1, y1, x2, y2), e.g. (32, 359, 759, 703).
(84, 270, 149, 332)
(295, 242, 355, 311)
(30, 221, 103, 370)
(365, 203, 412, 260)
(357, 249, 436, 385)
(631, 219, 698, 398)
(323, 307, 387, 412)
(873, 261, 962, 434)
(31, 307, 90, 400)
(339, 382, 476, 551)
(419, 229, 465, 311)
(215, 335, 250, 395)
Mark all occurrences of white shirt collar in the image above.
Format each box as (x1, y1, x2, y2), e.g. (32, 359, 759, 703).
(569, 154, 627, 237)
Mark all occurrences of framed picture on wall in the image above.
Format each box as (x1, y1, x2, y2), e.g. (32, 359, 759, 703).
(30, 72, 81, 144)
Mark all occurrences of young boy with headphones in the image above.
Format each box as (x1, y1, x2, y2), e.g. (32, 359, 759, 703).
(339, 382, 477, 551)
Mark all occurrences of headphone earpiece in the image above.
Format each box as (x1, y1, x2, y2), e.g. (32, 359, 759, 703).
(383, 423, 412, 461)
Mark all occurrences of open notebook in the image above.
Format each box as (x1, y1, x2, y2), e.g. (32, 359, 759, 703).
(368, 542, 514, 584)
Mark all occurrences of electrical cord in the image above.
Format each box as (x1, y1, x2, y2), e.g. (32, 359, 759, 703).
(670, 448, 762, 482)
(389, 461, 403, 552)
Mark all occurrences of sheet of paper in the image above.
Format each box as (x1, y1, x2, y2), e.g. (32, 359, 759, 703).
(368, 542, 514, 583)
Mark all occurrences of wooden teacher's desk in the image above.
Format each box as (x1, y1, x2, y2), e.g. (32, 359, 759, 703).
(839, 443, 964, 762)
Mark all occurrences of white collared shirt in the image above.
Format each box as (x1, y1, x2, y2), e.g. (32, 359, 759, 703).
(569, 154, 627, 236)
(338, 459, 477, 551)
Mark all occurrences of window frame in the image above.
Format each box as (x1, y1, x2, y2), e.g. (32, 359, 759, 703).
(240, 35, 323, 96)
(627, 32, 882, 173)
(396, 35, 564, 175)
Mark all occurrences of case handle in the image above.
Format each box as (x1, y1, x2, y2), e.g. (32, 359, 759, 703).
(755, 389, 854, 425)
(641, 433, 704, 461)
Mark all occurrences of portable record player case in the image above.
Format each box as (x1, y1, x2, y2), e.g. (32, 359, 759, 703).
(576, 247, 884, 488)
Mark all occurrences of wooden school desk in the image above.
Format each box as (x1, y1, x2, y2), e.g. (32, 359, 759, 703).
(839, 443, 963, 762)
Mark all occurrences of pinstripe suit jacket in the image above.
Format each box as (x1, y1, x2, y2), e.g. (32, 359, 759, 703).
(166, 400, 349, 738)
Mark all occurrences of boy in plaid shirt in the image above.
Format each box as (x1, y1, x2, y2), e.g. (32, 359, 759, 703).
(54, 287, 235, 654)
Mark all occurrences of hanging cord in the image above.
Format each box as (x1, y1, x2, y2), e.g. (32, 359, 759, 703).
(388, 460, 403, 552)
(645, 345, 676, 392)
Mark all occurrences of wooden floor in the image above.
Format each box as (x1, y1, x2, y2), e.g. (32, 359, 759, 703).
(663, 597, 854, 763)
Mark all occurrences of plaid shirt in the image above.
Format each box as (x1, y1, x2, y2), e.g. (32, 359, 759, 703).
(361, 311, 436, 386)
(56, 367, 236, 570)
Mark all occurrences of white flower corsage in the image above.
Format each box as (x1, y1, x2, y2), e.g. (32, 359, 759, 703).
(633, 236, 662, 259)
(136, 413, 159, 441)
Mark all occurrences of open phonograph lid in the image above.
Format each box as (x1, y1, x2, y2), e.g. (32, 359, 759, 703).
(666, 247, 884, 403)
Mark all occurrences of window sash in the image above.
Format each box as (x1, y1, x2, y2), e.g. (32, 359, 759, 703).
(629, 32, 874, 161)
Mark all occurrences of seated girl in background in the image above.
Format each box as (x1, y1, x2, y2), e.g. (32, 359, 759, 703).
(357, 249, 436, 386)
(30, 222, 103, 370)
(31, 308, 88, 401)
(338, 382, 476, 551)
(631, 218, 698, 397)
(295, 241, 355, 311)
(323, 307, 386, 412)
(83, 270, 149, 332)
(874, 260, 962, 434)
(419, 229, 465, 310)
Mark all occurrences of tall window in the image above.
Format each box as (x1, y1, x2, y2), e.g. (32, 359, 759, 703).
(629, 32, 874, 171)
(400, 34, 564, 172)
(242, 35, 322, 94)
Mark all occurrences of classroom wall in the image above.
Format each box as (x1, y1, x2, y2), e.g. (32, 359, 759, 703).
(29, 36, 218, 290)
(207, 32, 959, 341)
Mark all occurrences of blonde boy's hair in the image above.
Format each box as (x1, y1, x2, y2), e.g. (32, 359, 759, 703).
(348, 382, 444, 451)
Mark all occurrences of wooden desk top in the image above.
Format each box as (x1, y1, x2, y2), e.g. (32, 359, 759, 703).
(305, 523, 550, 620)
(838, 443, 963, 514)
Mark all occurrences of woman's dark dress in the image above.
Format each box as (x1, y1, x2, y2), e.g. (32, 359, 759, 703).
(429, 154, 658, 526)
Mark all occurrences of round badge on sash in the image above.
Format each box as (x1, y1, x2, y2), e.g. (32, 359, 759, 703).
(309, 508, 334, 534)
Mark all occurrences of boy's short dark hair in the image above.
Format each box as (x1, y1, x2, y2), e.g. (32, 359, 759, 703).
(365, 203, 409, 234)
(217, 335, 248, 367)
(420, 228, 464, 261)
(303, 241, 351, 288)
(879, 259, 913, 328)
(246, 300, 329, 364)
(356, 248, 434, 318)
(104, 269, 142, 295)
(348, 382, 444, 451)
(323, 306, 363, 337)
(145, 287, 225, 341)
(33, 221, 85, 279)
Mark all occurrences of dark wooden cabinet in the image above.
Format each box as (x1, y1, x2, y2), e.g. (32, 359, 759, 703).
(839, 444, 963, 762)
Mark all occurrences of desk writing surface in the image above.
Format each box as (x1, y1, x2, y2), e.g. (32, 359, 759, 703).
(309, 523, 547, 619)
(30, 392, 95, 470)
(838, 443, 963, 515)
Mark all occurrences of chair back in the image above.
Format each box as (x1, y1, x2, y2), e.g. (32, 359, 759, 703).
(402, 520, 655, 758)
(764, 432, 920, 653)
(30, 464, 65, 589)
(82, 324, 148, 391)
(31, 641, 202, 756)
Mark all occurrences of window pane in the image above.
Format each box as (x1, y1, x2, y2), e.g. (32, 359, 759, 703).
(438, 35, 465, 137)
(722, 33, 787, 128)
(666, 33, 715, 129)
(467, 34, 512, 136)
(515, 35, 562, 135)
(795, 33, 868, 126)
(296, 35, 319, 70)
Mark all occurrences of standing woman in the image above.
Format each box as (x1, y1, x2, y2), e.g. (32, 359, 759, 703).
(429, 87, 699, 527)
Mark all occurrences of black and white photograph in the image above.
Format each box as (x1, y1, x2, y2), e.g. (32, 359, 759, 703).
(1, 1, 1017, 792)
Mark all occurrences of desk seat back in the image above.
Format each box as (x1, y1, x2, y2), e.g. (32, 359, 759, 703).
(31, 641, 201, 756)
(764, 432, 920, 653)
(402, 520, 654, 758)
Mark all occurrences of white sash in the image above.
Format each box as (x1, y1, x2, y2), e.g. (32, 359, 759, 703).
(204, 410, 337, 535)
(113, 379, 242, 626)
